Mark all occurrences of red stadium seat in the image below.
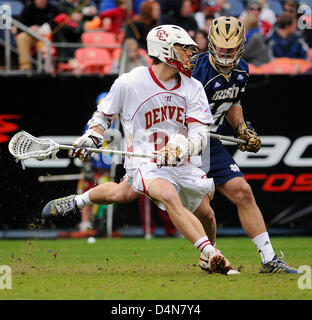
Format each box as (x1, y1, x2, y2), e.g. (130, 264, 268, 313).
(261, 62, 298, 74)
(112, 48, 122, 60)
(308, 48, 312, 62)
(81, 31, 120, 57)
(74, 48, 113, 74)
(258, 58, 312, 74)
(248, 64, 264, 74)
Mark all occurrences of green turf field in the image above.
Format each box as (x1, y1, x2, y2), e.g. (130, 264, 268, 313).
(0, 237, 311, 300)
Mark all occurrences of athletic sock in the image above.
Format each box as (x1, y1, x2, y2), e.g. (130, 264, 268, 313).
(194, 236, 215, 256)
(74, 190, 93, 209)
(252, 232, 276, 264)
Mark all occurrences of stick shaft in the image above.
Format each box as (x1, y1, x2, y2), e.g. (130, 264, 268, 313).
(58, 145, 156, 159)
(38, 174, 84, 182)
(208, 133, 246, 144)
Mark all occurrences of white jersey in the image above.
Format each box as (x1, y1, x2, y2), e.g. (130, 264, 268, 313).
(97, 66, 213, 169)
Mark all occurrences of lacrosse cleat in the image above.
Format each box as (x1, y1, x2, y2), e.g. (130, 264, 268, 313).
(42, 195, 78, 217)
(201, 249, 240, 275)
(259, 253, 303, 274)
(199, 252, 212, 273)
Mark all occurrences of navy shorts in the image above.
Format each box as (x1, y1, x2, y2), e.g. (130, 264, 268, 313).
(200, 139, 243, 186)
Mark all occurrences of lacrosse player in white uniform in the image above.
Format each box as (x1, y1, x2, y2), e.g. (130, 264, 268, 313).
(42, 25, 239, 275)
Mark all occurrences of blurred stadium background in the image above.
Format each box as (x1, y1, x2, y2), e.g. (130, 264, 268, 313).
(1, 0, 312, 240)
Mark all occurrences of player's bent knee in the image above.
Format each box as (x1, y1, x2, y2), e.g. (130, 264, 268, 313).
(231, 182, 255, 204)
(195, 203, 214, 222)
(157, 189, 180, 208)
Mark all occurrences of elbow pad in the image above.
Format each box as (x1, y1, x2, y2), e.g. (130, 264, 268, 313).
(87, 111, 111, 131)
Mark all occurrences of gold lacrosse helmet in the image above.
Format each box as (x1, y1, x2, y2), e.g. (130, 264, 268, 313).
(208, 16, 245, 74)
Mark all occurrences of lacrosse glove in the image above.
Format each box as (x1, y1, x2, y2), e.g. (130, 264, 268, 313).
(69, 128, 103, 161)
(156, 134, 189, 167)
(234, 121, 262, 153)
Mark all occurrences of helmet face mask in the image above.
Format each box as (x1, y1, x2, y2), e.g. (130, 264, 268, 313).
(208, 16, 245, 74)
(147, 25, 199, 77)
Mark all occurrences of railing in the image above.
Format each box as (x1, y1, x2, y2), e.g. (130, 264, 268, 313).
(0, 5, 124, 75)
(0, 7, 53, 74)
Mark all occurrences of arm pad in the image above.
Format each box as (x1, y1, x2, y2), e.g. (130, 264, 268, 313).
(87, 111, 111, 131)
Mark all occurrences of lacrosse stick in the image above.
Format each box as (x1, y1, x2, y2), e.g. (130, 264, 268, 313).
(208, 132, 247, 144)
(38, 173, 85, 182)
(8, 131, 156, 169)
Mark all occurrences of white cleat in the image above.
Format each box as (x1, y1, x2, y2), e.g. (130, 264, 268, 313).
(199, 249, 240, 275)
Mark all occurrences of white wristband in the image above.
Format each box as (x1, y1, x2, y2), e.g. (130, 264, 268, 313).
(87, 111, 110, 131)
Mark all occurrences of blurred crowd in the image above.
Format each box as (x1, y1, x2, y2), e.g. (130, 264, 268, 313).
(1, 0, 312, 73)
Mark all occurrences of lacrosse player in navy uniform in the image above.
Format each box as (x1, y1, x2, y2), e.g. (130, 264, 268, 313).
(192, 16, 301, 274)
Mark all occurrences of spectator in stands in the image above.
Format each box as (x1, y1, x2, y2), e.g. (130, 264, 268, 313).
(53, 0, 97, 61)
(203, 13, 215, 34)
(268, 13, 309, 59)
(125, 0, 161, 50)
(283, 0, 299, 18)
(161, 0, 198, 38)
(242, 14, 271, 66)
(241, 0, 276, 26)
(99, 0, 134, 35)
(110, 38, 149, 74)
(194, 0, 230, 30)
(15, 0, 60, 70)
(194, 29, 209, 53)
(283, 0, 312, 48)
(240, 0, 272, 36)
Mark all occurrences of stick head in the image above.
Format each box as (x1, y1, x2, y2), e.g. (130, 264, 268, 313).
(8, 131, 59, 162)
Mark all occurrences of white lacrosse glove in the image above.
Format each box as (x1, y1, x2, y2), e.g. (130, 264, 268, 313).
(156, 134, 189, 167)
(70, 128, 103, 160)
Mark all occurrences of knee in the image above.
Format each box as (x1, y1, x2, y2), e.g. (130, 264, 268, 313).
(230, 182, 255, 205)
(196, 203, 215, 222)
(16, 32, 30, 44)
(157, 189, 180, 208)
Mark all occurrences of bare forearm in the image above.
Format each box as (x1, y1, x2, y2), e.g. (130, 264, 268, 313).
(91, 125, 104, 136)
(226, 105, 244, 129)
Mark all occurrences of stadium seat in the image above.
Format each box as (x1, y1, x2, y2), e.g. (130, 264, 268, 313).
(261, 63, 298, 74)
(248, 64, 264, 74)
(112, 48, 122, 60)
(227, 0, 245, 17)
(81, 31, 120, 57)
(259, 58, 312, 74)
(308, 48, 312, 62)
(0, 0, 24, 17)
(81, 31, 118, 46)
(75, 47, 113, 74)
(300, 0, 312, 8)
(267, 0, 284, 15)
(116, 31, 125, 44)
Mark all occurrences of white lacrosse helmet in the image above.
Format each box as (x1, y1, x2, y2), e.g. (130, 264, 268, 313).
(147, 24, 199, 77)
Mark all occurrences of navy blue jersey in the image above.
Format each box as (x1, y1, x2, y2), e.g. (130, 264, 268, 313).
(192, 52, 249, 134)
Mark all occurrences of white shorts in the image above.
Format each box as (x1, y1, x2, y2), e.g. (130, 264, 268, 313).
(124, 163, 215, 213)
